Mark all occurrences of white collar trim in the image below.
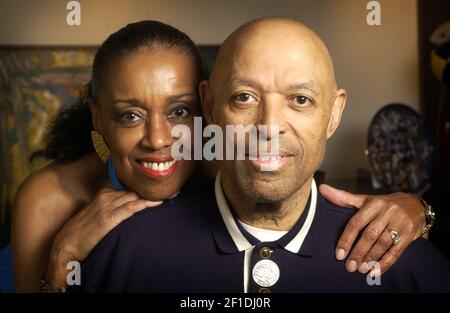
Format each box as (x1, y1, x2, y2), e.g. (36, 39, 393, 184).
(214, 172, 317, 254)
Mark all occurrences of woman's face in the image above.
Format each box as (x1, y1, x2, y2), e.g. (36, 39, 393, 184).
(93, 48, 200, 200)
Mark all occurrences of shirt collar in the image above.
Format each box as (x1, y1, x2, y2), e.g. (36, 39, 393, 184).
(212, 172, 317, 255)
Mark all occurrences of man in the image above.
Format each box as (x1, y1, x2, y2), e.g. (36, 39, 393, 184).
(74, 18, 450, 292)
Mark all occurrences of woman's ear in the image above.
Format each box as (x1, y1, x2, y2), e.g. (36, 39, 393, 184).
(82, 83, 103, 134)
(199, 80, 215, 125)
(87, 97, 103, 134)
(326, 88, 347, 139)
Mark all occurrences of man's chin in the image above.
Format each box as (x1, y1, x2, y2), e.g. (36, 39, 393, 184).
(245, 181, 295, 203)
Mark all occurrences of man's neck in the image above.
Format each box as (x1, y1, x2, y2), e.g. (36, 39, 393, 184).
(221, 173, 312, 231)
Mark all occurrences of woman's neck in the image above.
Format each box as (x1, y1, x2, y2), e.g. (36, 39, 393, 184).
(60, 152, 110, 203)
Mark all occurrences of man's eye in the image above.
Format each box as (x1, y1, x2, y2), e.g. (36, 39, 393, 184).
(232, 93, 256, 104)
(120, 111, 142, 123)
(291, 96, 312, 107)
(169, 108, 190, 119)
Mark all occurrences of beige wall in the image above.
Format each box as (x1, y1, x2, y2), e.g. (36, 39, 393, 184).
(0, 0, 419, 180)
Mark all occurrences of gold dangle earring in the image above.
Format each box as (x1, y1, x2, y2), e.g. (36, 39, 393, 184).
(91, 130, 110, 163)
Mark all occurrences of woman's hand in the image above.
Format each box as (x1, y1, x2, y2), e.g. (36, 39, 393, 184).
(47, 188, 162, 288)
(319, 184, 426, 276)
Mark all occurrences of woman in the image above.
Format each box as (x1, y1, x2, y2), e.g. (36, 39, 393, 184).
(11, 20, 428, 292)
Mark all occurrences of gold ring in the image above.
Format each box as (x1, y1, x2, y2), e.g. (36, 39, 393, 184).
(385, 227, 401, 245)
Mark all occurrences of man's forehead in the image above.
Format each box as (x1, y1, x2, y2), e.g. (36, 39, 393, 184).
(229, 46, 320, 74)
(225, 50, 327, 91)
(226, 74, 322, 95)
(211, 18, 336, 91)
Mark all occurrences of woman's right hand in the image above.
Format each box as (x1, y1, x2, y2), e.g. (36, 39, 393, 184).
(46, 188, 162, 288)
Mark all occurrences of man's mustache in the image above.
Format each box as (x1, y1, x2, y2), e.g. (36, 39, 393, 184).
(242, 139, 301, 158)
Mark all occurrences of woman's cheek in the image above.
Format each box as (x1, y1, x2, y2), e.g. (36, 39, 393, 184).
(109, 128, 142, 156)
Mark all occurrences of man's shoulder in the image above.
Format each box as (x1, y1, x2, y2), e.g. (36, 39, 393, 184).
(75, 179, 219, 291)
(315, 191, 449, 263)
(317, 193, 358, 217)
(316, 191, 450, 291)
(85, 179, 216, 256)
(314, 192, 357, 232)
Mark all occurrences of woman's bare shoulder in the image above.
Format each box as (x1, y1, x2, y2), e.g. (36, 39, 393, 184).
(11, 153, 108, 292)
(13, 153, 108, 218)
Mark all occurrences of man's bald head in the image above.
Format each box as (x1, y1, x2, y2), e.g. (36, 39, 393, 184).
(210, 17, 337, 97)
(200, 17, 347, 209)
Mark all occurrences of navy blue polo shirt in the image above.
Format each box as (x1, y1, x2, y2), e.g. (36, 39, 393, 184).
(72, 172, 450, 293)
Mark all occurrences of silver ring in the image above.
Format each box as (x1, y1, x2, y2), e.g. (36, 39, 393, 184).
(385, 227, 401, 245)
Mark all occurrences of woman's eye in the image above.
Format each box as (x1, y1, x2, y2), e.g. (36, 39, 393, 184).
(232, 93, 257, 104)
(120, 111, 142, 123)
(291, 96, 312, 107)
(169, 107, 190, 119)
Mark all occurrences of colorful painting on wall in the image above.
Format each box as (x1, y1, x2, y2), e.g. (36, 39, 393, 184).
(0, 47, 96, 247)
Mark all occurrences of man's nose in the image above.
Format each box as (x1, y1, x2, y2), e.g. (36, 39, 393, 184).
(142, 113, 173, 150)
(258, 96, 288, 139)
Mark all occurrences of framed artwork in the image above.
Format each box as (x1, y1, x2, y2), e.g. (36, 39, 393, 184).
(367, 103, 434, 193)
(0, 45, 219, 247)
(0, 47, 96, 247)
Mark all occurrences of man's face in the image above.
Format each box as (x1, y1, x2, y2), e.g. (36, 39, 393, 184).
(202, 25, 345, 203)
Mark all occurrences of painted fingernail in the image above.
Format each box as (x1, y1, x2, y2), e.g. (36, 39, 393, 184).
(358, 262, 369, 273)
(347, 260, 358, 272)
(336, 248, 346, 260)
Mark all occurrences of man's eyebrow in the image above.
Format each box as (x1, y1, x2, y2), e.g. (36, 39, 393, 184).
(228, 78, 321, 95)
(228, 78, 260, 89)
(288, 81, 321, 95)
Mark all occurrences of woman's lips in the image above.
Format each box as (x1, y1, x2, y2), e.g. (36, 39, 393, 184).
(136, 158, 178, 178)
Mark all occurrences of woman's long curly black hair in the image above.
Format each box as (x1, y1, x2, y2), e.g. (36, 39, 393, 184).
(31, 20, 208, 162)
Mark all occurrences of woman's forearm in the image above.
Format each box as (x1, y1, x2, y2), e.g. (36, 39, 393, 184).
(46, 240, 75, 288)
(46, 244, 74, 288)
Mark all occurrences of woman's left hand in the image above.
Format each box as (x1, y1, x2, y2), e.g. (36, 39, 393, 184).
(319, 184, 426, 276)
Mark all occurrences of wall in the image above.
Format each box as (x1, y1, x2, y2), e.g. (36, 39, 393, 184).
(0, 0, 419, 180)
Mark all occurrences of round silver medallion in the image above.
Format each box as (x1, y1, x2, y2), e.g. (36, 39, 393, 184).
(252, 259, 280, 287)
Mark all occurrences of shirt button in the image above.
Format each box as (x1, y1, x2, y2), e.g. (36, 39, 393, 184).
(260, 247, 273, 259)
(259, 287, 270, 293)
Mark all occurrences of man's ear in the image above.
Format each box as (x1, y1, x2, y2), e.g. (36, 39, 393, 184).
(199, 80, 215, 125)
(326, 88, 347, 139)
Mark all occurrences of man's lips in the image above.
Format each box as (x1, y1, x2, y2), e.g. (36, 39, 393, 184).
(246, 154, 294, 170)
(136, 156, 178, 178)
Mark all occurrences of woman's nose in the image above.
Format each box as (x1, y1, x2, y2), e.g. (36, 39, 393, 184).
(142, 113, 173, 150)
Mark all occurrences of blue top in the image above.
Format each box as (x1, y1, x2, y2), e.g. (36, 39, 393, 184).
(71, 165, 450, 292)
(107, 157, 125, 190)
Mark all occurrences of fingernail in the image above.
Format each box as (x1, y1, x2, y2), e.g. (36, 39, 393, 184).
(336, 248, 346, 260)
(358, 262, 369, 273)
(347, 260, 358, 272)
(370, 268, 381, 278)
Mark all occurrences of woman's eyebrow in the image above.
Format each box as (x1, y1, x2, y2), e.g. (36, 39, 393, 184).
(166, 92, 195, 102)
(112, 93, 195, 106)
(112, 98, 142, 106)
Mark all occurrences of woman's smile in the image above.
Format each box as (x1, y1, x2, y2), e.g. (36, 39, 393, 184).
(95, 48, 200, 200)
(135, 156, 178, 178)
